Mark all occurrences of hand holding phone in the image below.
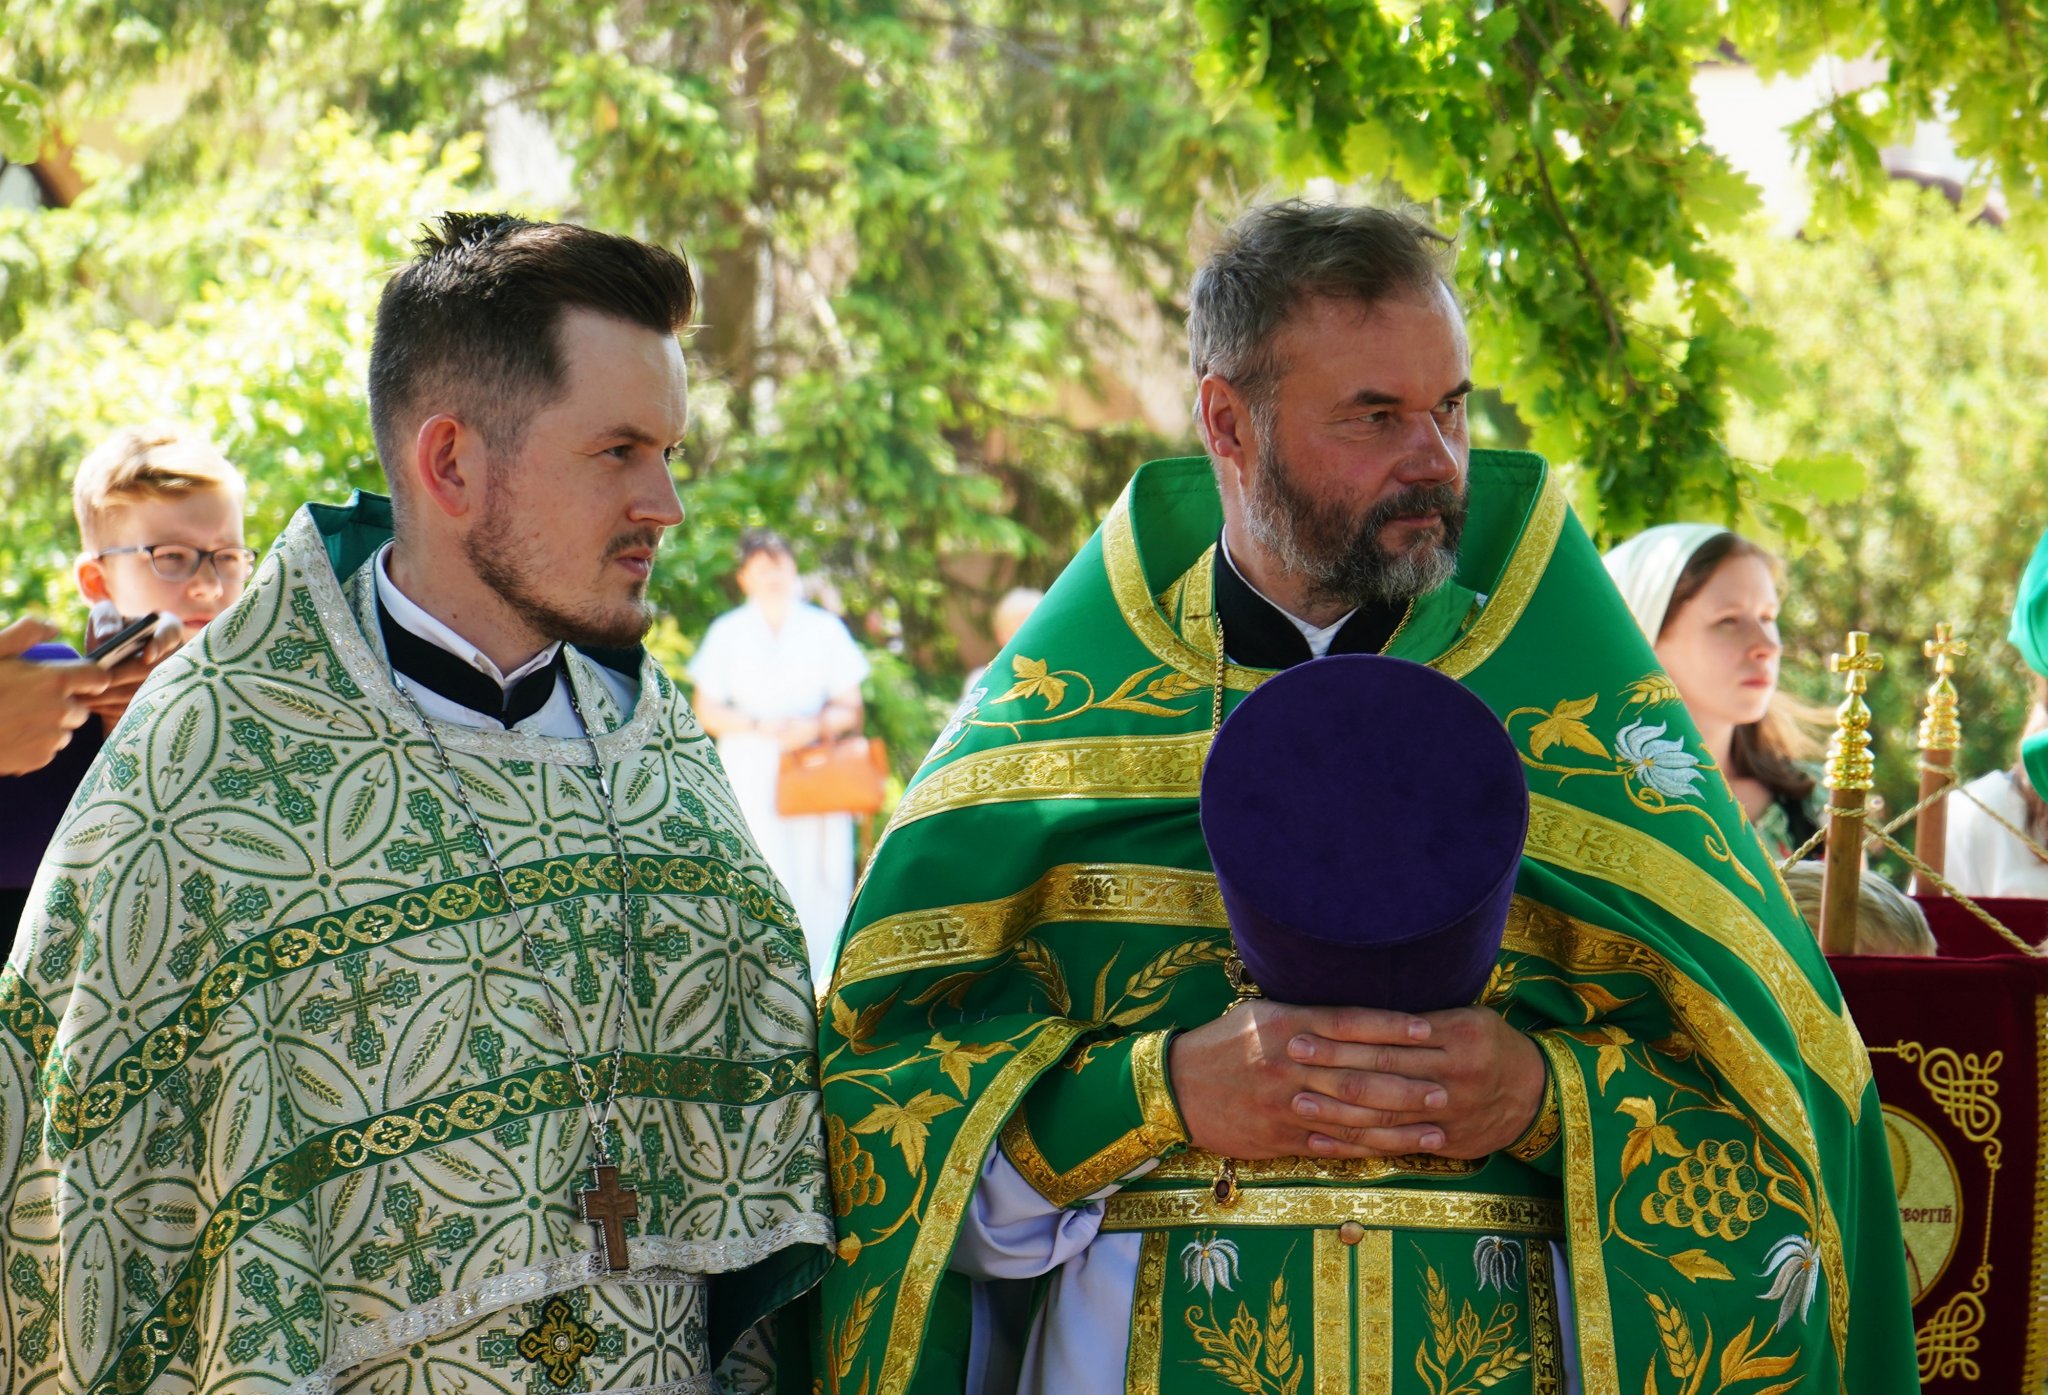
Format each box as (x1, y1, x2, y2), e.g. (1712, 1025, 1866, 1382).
(86, 612, 163, 668)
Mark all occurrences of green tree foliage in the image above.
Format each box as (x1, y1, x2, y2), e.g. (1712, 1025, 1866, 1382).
(1191, 0, 2048, 541)
(0, 1, 1269, 769)
(1726, 184, 2048, 829)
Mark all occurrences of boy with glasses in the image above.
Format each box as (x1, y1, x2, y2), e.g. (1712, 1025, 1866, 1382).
(71, 423, 254, 723)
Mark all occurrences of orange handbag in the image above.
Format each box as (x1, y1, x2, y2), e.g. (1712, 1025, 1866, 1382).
(776, 735, 890, 816)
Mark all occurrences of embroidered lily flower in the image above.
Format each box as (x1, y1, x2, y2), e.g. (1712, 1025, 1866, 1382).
(1473, 1235, 1523, 1292)
(1180, 1234, 1240, 1296)
(1759, 1234, 1821, 1332)
(1615, 720, 1705, 800)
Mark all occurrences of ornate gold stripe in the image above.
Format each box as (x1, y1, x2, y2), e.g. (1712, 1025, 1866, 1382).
(1432, 469, 1566, 681)
(1509, 897, 1851, 1369)
(833, 863, 1225, 990)
(1103, 484, 1269, 692)
(1099, 1185, 1563, 1236)
(1312, 1228, 1350, 1395)
(1126, 1229, 1170, 1395)
(1529, 1238, 1562, 1395)
(2027, 995, 2048, 1394)
(998, 1030, 1188, 1206)
(876, 1020, 1086, 1395)
(883, 731, 1210, 837)
(1539, 1040, 1618, 1395)
(1523, 792, 1870, 1117)
(1149, 1147, 1479, 1185)
(1356, 1225, 1395, 1393)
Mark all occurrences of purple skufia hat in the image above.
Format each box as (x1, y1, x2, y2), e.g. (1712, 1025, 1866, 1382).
(1200, 654, 1529, 1011)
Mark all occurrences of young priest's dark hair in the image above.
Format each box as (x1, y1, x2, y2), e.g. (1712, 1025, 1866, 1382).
(367, 212, 696, 483)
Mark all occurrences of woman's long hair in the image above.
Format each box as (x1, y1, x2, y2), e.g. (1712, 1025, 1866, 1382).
(1659, 533, 1825, 809)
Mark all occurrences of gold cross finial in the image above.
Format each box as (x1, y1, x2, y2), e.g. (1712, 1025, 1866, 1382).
(1924, 623, 1968, 677)
(1828, 632, 1884, 696)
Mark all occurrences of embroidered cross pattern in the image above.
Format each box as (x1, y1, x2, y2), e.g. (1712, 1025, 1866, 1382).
(349, 1182, 478, 1304)
(171, 871, 273, 977)
(467, 1026, 530, 1145)
(298, 955, 422, 1067)
(38, 868, 111, 981)
(528, 899, 621, 1007)
(577, 1164, 640, 1272)
(633, 1124, 690, 1235)
(624, 903, 687, 1008)
(225, 1258, 323, 1376)
(480, 1290, 626, 1395)
(384, 790, 485, 880)
(265, 587, 364, 699)
(8, 1253, 56, 1365)
(208, 717, 338, 826)
(144, 1065, 222, 1169)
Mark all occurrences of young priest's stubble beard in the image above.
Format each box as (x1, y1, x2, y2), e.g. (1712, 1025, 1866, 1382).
(465, 487, 660, 653)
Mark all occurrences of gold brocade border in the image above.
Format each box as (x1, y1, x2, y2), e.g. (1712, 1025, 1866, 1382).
(876, 1019, 1086, 1395)
(881, 731, 1210, 838)
(1099, 1185, 1563, 1236)
(833, 862, 1226, 989)
(1509, 898, 1851, 1370)
(1431, 471, 1566, 681)
(1357, 1225, 1395, 1392)
(1100, 467, 1565, 693)
(999, 1031, 1186, 1207)
(1312, 1228, 1350, 1395)
(1125, 1229, 1169, 1395)
(1529, 1238, 1563, 1395)
(2027, 995, 2048, 1394)
(1149, 1147, 1479, 1186)
(1523, 793, 1870, 1117)
(1540, 1038, 1620, 1395)
(1103, 485, 1268, 692)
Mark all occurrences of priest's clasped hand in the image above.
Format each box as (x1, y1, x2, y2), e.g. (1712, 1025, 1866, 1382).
(1167, 999, 1547, 1161)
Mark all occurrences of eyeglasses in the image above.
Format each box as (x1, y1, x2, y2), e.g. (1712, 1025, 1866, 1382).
(95, 543, 259, 583)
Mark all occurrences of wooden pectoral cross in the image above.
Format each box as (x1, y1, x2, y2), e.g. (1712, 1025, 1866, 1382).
(577, 1164, 640, 1273)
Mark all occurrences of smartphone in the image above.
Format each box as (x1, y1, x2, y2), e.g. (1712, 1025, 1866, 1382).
(85, 612, 162, 668)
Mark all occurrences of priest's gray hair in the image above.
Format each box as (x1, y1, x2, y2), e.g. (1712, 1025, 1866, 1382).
(1187, 201, 1456, 405)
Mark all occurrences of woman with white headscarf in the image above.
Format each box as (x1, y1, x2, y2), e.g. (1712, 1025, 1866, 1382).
(1603, 524, 1824, 861)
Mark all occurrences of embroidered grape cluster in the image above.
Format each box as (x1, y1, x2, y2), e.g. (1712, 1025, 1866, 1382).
(1641, 1139, 1768, 1240)
(828, 1117, 885, 1216)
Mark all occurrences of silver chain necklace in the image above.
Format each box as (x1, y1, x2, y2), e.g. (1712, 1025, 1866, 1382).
(390, 670, 644, 1271)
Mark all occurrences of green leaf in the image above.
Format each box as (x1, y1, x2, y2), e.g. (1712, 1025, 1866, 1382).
(0, 78, 43, 164)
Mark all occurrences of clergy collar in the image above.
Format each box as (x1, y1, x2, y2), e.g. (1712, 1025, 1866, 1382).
(373, 544, 567, 727)
(1215, 534, 1413, 668)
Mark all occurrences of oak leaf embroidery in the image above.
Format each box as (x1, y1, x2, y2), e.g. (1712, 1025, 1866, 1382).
(848, 1089, 962, 1174)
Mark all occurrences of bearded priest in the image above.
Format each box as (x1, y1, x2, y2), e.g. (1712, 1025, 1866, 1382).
(1, 215, 832, 1394)
(811, 203, 1916, 1395)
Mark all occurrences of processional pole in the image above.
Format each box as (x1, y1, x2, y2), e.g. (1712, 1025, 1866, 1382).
(1820, 632, 1884, 955)
(1912, 623, 1968, 897)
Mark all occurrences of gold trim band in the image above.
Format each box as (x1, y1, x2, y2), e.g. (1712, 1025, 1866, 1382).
(884, 732, 1210, 838)
(1001, 1030, 1189, 1207)
(1357, 1225, 1395, 1393)
(834, 862, 1226, 989)
(1125, 1230, 1169, 1395)
(1432, 470, 1566, 681)
(1099, 1184, 1564, 1236)
(1524, 792, 1870, 1116)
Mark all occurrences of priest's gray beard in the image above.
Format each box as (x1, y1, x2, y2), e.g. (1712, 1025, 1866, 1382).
(1243, 427, 1466, 613)
(466, 497, 657, 650)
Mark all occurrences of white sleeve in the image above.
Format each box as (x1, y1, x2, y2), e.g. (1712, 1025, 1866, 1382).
(687, 616, 736, 704)
(948, 1150, 1109, 1281)
(820, 614, 870, 696)
(1944, 782, 1998, 898)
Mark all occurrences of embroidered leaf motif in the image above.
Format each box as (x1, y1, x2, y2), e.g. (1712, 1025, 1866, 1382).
(928, 1034, 1014, 1095)
(1668, 1249, 1735, 1283)
(830, 988, 900, 1056)
(1567, 980, 1638, 1023)
(1012, 936, 1070, 1015)
(1145, 671, 1205, 701)
(849, 1089, 962, 1174)
(908, 968, 991, 1010)
(1617, 1097, 1688, 1178)
(1097, 664, 1196, 718)
(996, 656, 1068, 711)
(1527, 696, 1606, 760)
(1622, 673, 1682, 711)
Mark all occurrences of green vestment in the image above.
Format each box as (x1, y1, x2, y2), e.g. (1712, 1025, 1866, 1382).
(1, 494, 832, 1394)
(812, 454, 1916, 1395)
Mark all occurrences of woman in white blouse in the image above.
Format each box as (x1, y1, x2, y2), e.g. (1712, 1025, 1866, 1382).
(689, 531, 870, 975)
